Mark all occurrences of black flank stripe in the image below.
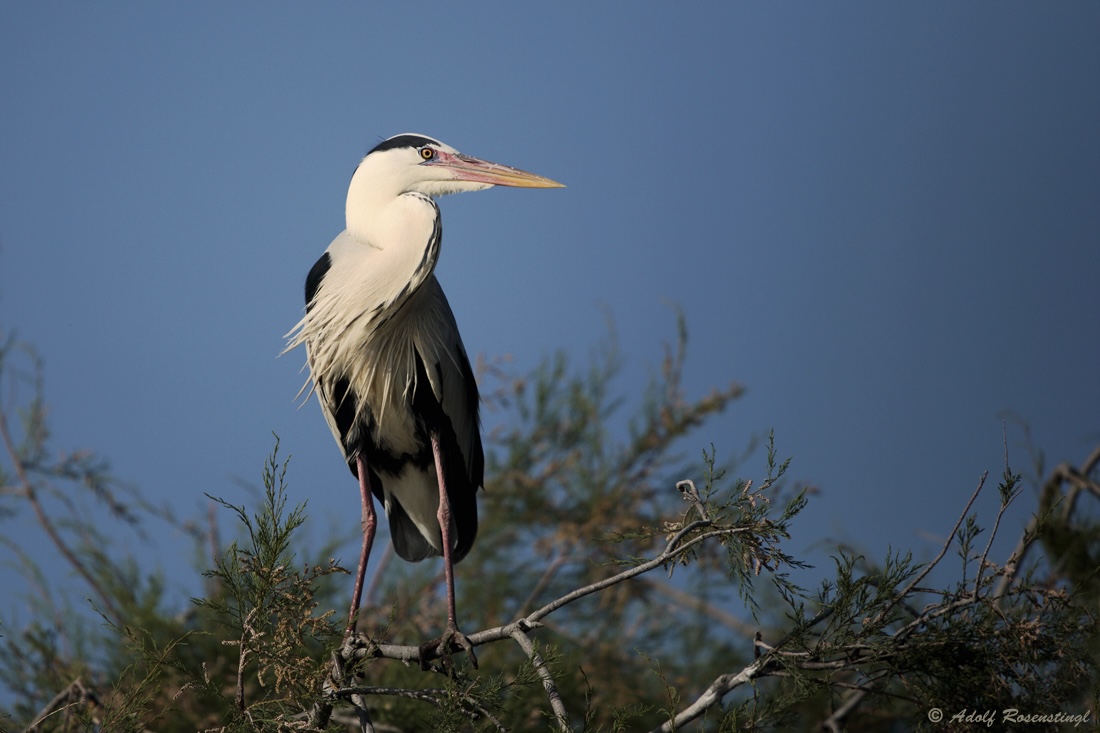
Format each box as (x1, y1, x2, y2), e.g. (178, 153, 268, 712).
(304, 252, 332, 310)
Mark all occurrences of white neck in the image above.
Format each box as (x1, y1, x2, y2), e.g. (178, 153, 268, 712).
(344, 190, 441, 316)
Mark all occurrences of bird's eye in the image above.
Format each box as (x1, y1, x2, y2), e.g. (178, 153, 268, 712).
(419, 147, 435, 161)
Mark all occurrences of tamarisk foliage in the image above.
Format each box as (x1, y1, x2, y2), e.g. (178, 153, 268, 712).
(1, 320, 1097, 732)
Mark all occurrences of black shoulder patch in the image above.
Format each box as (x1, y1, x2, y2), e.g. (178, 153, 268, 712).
(368, 134, 443, 156)
(327, 377, 363, 478)
(304, 252, 331, 310)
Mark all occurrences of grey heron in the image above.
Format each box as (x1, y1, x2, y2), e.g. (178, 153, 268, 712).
(286, 133, 562, 664)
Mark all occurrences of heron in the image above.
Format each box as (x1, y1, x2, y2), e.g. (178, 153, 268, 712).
(286, 133, 562, 664)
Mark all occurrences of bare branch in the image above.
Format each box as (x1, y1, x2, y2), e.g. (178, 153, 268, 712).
(512, 550, 571, 621)
(23, 679, 99, 733)
(993, 446, 1100, 601)
(510, 624, 570, 731)
(357, 521, 746, 668)
(821, 687, 868, 733)
(871, 472, 987, 627)
(0, 403, 123, 623)
(333, 686, 506, 732)
(648, 656, 769, 733)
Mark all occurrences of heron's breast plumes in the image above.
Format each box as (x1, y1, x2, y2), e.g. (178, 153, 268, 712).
(287, 269, 455, 459)
(286, 192, 444, 455)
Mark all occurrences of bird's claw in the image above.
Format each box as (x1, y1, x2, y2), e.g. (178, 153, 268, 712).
(419, 624, 478, 672)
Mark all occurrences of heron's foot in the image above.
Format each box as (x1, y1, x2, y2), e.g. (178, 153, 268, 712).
(328, 631, 378, 690)
(419, 623, 478, 672)
(340, 630, 379, 661)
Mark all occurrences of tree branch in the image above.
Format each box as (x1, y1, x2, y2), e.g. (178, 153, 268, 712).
(647, 656, 770, 733)
(349, 521, 742, 668)
(509, 624, 570, 731)
(993, 445, 1100, 601)
(0, 405, 123, 623)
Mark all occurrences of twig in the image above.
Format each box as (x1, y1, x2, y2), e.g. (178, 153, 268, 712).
(328, 478, 795, 724)
(24, 679, 99, 732)
(974, 432, 1021, 592)
(331, 636, 375, 732)
(973, 489, 1015, 594)
(648, 605, 841, 731)
(821, 687, 867, 733)
(510, 624, 571, 731)
(513, 550, 570, 621)
(528, 521, 720, 622)
(233, 607, 259, 712)
(648, 656, 770, 733)
(348, 522, 733, 669)
(0, 406, 123, 623)
(993, 445, 1100, 601)
(207, 498, 221, 569)
(334, 686, 506, 732)
(871, 472, 987, 627)
(676, 479, 711, 522)
(818, 668, 908, 732)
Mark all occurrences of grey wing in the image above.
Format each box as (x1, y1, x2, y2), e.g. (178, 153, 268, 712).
(417, 277, 483, 560)
(420, 277, 484, 490)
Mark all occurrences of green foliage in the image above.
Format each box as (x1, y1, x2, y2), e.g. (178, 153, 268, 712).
(751, 464, 1100, 731)
(189, 439, 344, 729)
(2, 320, 1099, 732)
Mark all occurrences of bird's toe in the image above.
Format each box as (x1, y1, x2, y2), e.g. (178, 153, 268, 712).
(418, 624, 478, 672)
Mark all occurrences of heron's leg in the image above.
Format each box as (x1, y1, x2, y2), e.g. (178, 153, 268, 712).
(346, 453, 377, 638)
(419, 432, 477, 669)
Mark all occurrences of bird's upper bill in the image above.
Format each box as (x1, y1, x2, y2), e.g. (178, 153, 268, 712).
(423, 150, 564, 189)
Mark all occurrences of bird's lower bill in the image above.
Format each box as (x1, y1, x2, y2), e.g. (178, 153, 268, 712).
(430, 151, 564, 189)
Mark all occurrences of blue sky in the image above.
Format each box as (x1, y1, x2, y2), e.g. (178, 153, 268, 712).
(1, 3, 1098, 618)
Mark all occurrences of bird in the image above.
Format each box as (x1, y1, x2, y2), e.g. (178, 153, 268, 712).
(285, 133, 563, 664)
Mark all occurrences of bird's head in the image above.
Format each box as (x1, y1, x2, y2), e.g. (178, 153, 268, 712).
(348, 133, 564, 203)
